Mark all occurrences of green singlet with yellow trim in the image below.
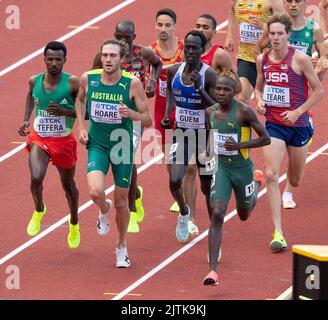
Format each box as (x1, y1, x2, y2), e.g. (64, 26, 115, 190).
(86, 69, 136, 188)
(32, 72, 75, 137)
(210, 100, 256, 209)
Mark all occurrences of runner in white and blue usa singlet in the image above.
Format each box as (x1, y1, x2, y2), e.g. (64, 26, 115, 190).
(172, 62, 210, 130)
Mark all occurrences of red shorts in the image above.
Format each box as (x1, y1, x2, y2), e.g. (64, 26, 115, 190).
(26, 130, 77, 169)
(154, 94, 175, 145)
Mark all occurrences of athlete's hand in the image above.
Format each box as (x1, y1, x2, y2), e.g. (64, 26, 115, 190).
(256, 99, 266, 115)
(281, 109, 301, 124)
(47, 103, 65, 116)
(119, 102, 132, 118)
(78, 127, 88, 145)
(223, 137, 239, 151)
(161, 117, 171, 129)
(224, 35, 234, 52)
(145, 80, 156, 98)
(18, 121, 30, 136)
(190, 70, 201, 89)
(316, 57, 328, 75)
(248, 17, 264, 29)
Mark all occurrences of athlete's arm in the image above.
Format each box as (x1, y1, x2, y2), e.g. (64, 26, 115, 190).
(46, 76, 80, 118)
(313, 25, 325, 57)
(161, 64, 179, 129)
(281, 52, 324, 124)
(75, 72, 88, 144)
(122, 77, 152, 128)
(199, 68, 218, 107)
(212, 48, 242, 94)
(92, 52, 102, 69)
(319, 0, 328, 37)
(224, 0, 237, 52)
(142, 47, 162, 98)
(224, 102, 270, 151)
(254, 54, 266, 116)
(269, 0, 285, 14)
(18, 76, 36, 136)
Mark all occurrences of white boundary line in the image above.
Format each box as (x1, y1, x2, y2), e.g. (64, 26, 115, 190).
(111, 142, 328, 300)
(0, 0, 136, 77)
(0, 153, 163, 266)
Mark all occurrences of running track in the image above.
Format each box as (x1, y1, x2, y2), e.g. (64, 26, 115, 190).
(0, 0, 327, 300)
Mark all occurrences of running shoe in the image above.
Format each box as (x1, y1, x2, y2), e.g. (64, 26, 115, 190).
(188, 220, 199, 236)
(270, 230, 288, 253)
(254, 169, 265, 183)
(27, 204, 46, 237)
(127, 211, 139, 233)
(207, 247, 222, 263)
(282, 192, 296, 209)
(67, 221, 80, 249)
(116, 246, 131, 268)
(97, 200, 112, 236)
(170, 201, 180, 213)
(203, 271, 219, 286)
(135, 185, 144, 223)
(176, 206, 190, 242)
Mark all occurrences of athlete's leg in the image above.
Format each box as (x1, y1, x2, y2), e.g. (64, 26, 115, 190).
(57, 165, 79, 225)
(263, 138, 286, 234)
(128, 164, 138, 212)
(286, 144, 309, 188)
(238, 77, 254, 104)
(87, 171, 109, 214)
(28, 143, 50, 212)
(169, 163, 188, 215)
(114, 186, 130, 248)
(183, 164, 197, 221)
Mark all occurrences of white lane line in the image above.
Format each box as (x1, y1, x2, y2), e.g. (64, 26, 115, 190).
(112, 142, 328, 300)
(0, 153, 163, 266)
(0, 0, 136, 78)
(0, 142, 26, 163)
(276, 287, 292, 300)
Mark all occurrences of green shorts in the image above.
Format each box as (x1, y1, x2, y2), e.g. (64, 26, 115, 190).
(87, 146, 133, 189)
(210, 160, 255, 209)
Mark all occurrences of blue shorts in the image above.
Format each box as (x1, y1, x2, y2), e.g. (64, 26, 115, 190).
(265, 121, 314, 147)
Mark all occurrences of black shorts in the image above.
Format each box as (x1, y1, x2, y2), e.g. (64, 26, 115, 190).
(237, 59, 257, 88)
(168, 128, 212, 177)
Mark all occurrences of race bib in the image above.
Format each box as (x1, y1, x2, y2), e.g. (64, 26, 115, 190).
(90, 101, 122, 124)
(159, 78, 167, 97)
(240, 22, 263, 44)
(213, 132, 238, 156)
(245, 181, 255, 197)
(289, 42, 309, 55)
(175, 106, 205, 129)
(34, 116, 67, 137)
(263, 85, 290, 108)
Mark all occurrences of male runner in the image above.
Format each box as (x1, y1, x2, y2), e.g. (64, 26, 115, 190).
(18, 41, 80, 249)
(151, 8, 184, 151)
(255, 13, 323, 252)
(161, 30, 217, 243)
(204, 71, 270, 285)
(225, 0, 284, 103)
(76, 39, 152, 267)
(92, 20, 162, 233)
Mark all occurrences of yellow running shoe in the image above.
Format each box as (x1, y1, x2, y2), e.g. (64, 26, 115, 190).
(67, 221, 80, 249)
(128, 212, 139, 233)
(170, 201, 180, 213)
(270, 230, 287, 253)
(27, 204, 46, 237)
(135, 186, 144, 223)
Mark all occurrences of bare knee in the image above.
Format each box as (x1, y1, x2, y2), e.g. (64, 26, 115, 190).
(89, 184, 103, 202)
(211, 204, 225, 226)
(62, 180, 78, 198)
(170, 176, 183, 193)
(264, 169, 279, 184)
(30, 175, 44, 189)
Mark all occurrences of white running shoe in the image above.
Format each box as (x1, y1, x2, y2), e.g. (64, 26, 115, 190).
(282, 192, 296, 209)
(97, 200, 112, 236)
(116, 246, 131, 268)
(188, 220, 199, 236)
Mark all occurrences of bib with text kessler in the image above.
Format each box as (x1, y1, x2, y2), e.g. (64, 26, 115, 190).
(34, 116, 67, 137)
(239, 22, 263, 44)
(214, 132, 238, 156)
(90, 101, 122, 124)
(263, 85, 290, 108)
(159, 78, 167, 97)
(175, 106, 205, 129)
